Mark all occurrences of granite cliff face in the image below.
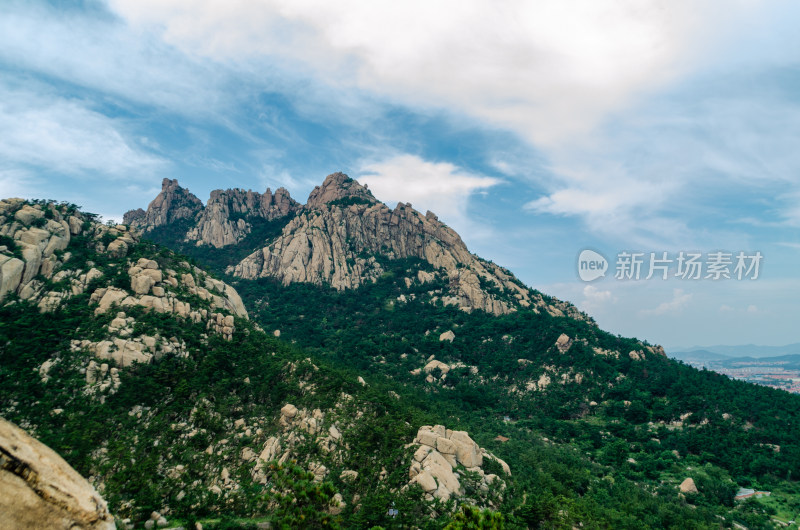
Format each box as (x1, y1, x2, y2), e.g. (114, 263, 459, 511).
(125, 172, 587, 319)
(185, 187, 299, 248)
(124, 178, 300, 249)
(123, 178, 203, 229)
(230, 173, 580, 317)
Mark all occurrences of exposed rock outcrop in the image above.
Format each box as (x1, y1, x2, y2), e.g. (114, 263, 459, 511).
(124, 172, 591, 319)
(1, 200, 249, 400)
(408, 425, 508, 504)
(184, 187, 299, 248)
(679, 477, 699, 494)
(0, 199, 135, 306)
(230, 173, 550, 316)
(0, 417, 116, 530)
(123, 178, 203, 229)
(305, 172, 378, 209)
(555, 334, 573, 353)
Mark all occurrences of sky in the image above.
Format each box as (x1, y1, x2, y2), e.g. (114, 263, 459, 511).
(1, 0, 799, 350)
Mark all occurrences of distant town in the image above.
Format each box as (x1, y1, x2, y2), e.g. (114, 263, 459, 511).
(671, 349, 800, 394)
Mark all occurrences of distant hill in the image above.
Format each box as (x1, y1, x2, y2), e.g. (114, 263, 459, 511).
(717, 353, 800, 371)
(672, 343, 800, 359)
(669, 349, 732, 364)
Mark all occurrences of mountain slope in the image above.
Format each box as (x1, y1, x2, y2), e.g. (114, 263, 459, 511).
(119, 173, 800, 527)
(0, 199, 517, 528)
(3, 183, 799, 528)
(125, 172, 587, 319)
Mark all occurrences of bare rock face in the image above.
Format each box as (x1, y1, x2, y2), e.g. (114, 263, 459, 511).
(184, 187, 299, 248)
(124, 172, 590, 319)
(121, 208, 145, 226)
(555, 334, 573, 353)
(230, 173, 545, 315)
(123, 178, 203, 230)
(306, 172, 377, 209)
(409, 424, 509, 504)
(0, 418, 116, 530)
(0, 200, 134, 305)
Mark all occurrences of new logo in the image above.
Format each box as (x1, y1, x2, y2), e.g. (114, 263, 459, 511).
(578, 249, 608, 282)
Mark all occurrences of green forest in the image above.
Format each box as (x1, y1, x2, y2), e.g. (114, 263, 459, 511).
(2, 202, 799, 529)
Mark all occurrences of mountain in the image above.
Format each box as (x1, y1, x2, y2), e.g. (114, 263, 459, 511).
(672, 343, 800, 359)
(125, 173, 588, 319)
(0, 197, 513, 528)
(3, 180, 800, 528)
(669, 349, 733, 363)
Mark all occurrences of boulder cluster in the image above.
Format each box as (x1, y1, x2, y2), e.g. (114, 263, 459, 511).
(92, 257, 247, 322)
(0, 199, 118, 306)
(408, 425, 510, 503)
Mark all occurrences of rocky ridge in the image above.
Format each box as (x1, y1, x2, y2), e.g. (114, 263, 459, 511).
(124, 178, 300, 249)
(0, 198, 133, 307)
(125, 172, 588, 318)
(123, 178, 202, 229)
(230, 173, 540, 315)
(184, 187, 299, 248)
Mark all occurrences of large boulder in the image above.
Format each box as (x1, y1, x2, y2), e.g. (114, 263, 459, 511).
(0, 256, 24, 300)
(449, 430, 483, 468)
(0, 418, 116, 530)
(679, 477, 699, 494)
(555, 334, 573, 353)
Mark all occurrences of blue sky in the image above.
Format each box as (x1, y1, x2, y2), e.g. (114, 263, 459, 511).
(2, 0, 799, 349)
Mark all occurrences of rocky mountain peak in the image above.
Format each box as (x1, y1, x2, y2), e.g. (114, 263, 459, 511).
(124, 172, 588, 319)
(124, 178, 203, 230)
(184, 186, 300, 248)
(305, 172, 377, 209)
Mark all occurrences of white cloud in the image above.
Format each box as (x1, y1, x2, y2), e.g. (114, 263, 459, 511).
(105, 0, 797, 248)
(0, 81, 168, 180)
(640, 288, 693, 316)
(579, 285, 616, 315)
(107, 0, 737, 147)
(0, 2, 232, 116)
(358, 154, 501, 236)
(0, 169, 40, 200)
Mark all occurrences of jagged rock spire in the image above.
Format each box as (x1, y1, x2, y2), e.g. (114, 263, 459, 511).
(305, 172, 377, 209)
(123, 178, 203, 230)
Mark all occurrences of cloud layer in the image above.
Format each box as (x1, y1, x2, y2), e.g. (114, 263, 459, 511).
(358, 154, 501, 237)
(108, 0, 721, 146)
